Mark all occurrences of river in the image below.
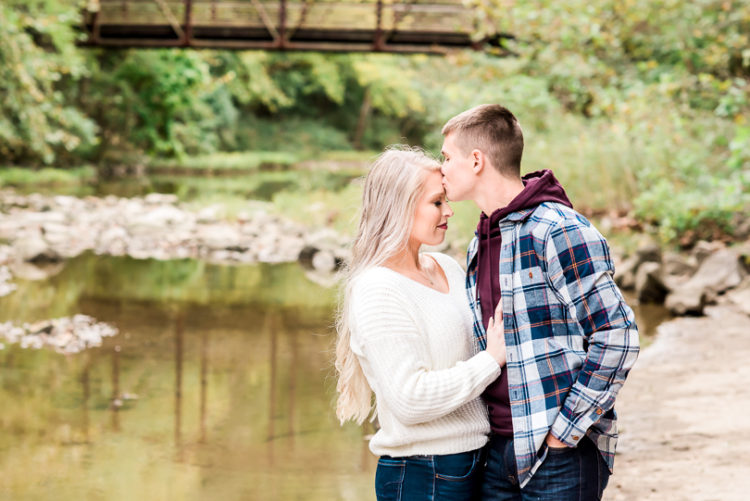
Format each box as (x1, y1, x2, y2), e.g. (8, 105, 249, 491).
(0, 254, 376, 500)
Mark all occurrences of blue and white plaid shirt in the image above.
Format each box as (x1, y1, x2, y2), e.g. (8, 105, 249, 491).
(466, 201, 639, 488)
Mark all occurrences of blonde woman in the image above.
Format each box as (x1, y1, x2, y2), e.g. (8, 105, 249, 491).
(335, 146, 507, 501)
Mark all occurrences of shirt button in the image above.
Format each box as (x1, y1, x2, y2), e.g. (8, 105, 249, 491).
(596, 408, 603, 415)
(572, 435, 580, 441)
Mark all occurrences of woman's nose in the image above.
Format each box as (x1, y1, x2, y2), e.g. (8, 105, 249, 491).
(444, 203, 454, 218)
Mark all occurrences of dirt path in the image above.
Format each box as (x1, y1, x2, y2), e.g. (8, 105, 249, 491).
(605, 302, 750, 501)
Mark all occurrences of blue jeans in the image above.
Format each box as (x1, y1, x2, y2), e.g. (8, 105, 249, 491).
(375, 448, 484, 501)
(480, 435, 610, 501)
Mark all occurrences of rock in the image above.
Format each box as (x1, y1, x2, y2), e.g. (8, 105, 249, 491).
(0, 315, 119, 354)
(128, 205, 191, 234)
(22, 211, 66, 225)
(0, 219, 25, 240)
(40, 223, 72, 250)
(98, 225, 129, 248)
(0, 191, 351, 272)
(663, 273, 691, 293)
(635, 262, 668, 303)
(635, 241, 662, 265)
(196, 204, 223, 223)
(662, 251, 697, 278)
(665, 286, 707, 315)
(0, 266, 15, 297)
(52, 195, 81, 210)
(685, 249, 745, 296)
(9, 261, 65, 281)
(0, 245, 12, 265)
(727, 278, 750, 316)
(333, 248, 351, 269)
(665, 248, 746, 315)
(298, 245, 318, 270)
(615, 241, 662, 292)
(143, 193, 178, 205)
(13, 234, 62, 263)
(691, 240, 725, 265)
(734, 241, 750, 270)
(312, 249, 337, 273)
(299, 245, 343, 273)
(615, 256, 639, 290)
(195, 225, 241, 250)
(730, 212, 750, 240)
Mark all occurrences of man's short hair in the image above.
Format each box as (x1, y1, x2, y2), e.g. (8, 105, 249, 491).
(441, 104, 524, 178)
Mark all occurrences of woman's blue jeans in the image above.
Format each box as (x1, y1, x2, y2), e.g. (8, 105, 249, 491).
(375, 448, 484, 501)
(480, 435, 610, 501)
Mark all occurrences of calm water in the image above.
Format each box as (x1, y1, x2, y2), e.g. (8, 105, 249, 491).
(0, 253, 668, 500)
(0, 254, 376, 500)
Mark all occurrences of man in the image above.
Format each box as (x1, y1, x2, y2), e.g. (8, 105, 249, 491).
(440, 104, 639, 500)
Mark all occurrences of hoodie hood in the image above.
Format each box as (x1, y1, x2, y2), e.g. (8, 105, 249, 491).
(479, 169, 573, 229)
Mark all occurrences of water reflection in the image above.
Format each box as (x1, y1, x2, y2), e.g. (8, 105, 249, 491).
(0, 254, 375, 500)
(622, 292, 672, 345)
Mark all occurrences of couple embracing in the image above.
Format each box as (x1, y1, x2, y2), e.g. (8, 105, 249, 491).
(335, 104, 640, 501)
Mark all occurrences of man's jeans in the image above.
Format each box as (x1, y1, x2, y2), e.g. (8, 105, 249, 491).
(375, 448, 484, 501)
(480, 435, 610, 501)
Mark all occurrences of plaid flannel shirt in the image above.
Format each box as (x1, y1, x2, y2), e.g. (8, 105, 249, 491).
(466, 201, 639, 488)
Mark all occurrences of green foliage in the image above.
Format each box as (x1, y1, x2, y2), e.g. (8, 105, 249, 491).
(457, 0, 750, 243)
(271, 182, 364, 234)
(0, 165, 95, 186)
(0, 1, 97, 165)
(2, 0, 748, 243)
(233, 116, 353, 152)
(109, 50, 212, 156)
(148, 151, 299, 171)
(728, 125, 750, 170)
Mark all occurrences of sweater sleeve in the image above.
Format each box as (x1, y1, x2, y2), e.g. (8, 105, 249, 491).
(350, 279, 500, 426)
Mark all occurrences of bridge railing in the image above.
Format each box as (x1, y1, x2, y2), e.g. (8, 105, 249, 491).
(81, 0, 489, 52)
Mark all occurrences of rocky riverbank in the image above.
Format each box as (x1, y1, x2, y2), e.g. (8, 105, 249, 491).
(3, 189, 749, 310)
(0, 190, 352, 352)
(0, 190, 349, 286)
(614, 239, 750, 317)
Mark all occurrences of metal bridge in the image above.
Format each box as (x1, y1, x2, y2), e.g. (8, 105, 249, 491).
(81, 0, 504, 53)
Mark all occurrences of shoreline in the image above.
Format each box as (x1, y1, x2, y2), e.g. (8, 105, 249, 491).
(605, 300, 750, 500)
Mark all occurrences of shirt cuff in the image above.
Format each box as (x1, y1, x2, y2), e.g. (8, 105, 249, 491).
(549, 410, 591, 447)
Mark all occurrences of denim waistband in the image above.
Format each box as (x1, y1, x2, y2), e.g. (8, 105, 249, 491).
(381, 448, 481, 462)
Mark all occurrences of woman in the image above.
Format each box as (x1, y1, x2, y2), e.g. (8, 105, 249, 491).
(335, 146, 507, 501)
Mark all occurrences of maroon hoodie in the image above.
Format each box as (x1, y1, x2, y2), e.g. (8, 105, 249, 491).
(476, 169, 573, 436)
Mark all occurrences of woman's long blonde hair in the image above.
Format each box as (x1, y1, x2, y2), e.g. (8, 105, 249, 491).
(335, 145, 441, 425)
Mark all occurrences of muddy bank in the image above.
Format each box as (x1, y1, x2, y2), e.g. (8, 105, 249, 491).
(606, 299, 750, 500)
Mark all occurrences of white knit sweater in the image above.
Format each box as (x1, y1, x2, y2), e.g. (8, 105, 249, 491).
(349, 252, 501, 457)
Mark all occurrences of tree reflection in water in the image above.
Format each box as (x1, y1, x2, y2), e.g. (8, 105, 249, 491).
(0, 254, 377, 500)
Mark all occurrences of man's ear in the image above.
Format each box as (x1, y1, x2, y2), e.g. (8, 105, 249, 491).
(471, 149, 484, 174)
